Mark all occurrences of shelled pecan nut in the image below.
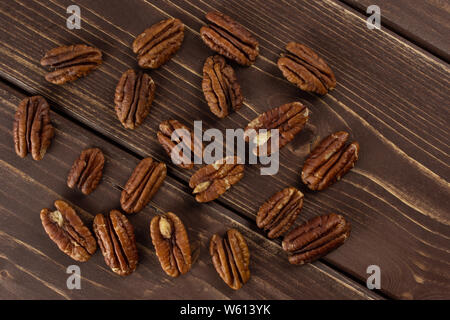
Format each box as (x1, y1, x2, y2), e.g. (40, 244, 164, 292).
(257, 187, 303, 239)
(40, 200, 97, 262)
(202, 55, 243, 118)
(200, 11, 259, 66)
(210, 229, 250, 290)
(189, 156, 244, 203)
(282, 213, 351, 265)
(278, 42, 336, 95)
(93, 210, 138, 276)
(67, 147, 105, 195)
(244, 102, 309, 156)
(13, 96, 54, 161)
(150, 212, 192, 277)
(132, 18, 184, 69)
(301, 131, 359, 191)
(157, 120, 203, 169)
(40, 44, 102, 84)
(114, 69, 155, 129)
(120, 158, 167, 214)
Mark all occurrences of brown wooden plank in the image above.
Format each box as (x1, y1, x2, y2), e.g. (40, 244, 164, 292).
(0, 0, 449, 299)
(0, 81, 379, 299)
(340, 0, 450, 61)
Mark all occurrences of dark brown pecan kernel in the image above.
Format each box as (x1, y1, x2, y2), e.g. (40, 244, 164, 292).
(120, 158, 167, 214)
(200, 11, 259, 66)
(114, 69, 155, 129)
(67, 148, 105, 195)
(157, 120, 203, 170)
(202, 55, 243, 118)
(13, 96, 54, 161)
(40, 44, 102, 84)
(244, 102, 309, 156)
(150, 212, 192, 277)
(40, 200, 97, 262)
(93, 210, 138, 276)
(278, 42, 336, 95)
(210, 229, 250, 290)
(282, 213, 351, 265)
(257, 187, 303, 239)
(301, 131, 359, 191)
(189, 156, 244, 203)
(132, 18, 184, 69)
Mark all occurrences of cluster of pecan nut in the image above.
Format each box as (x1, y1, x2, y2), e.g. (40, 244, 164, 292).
(12, 9, 362, 291)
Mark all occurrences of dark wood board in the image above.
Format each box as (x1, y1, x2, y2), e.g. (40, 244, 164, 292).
(340, 0, 450, 61)
(0, 82, 380, 299)
(0, 0, 448, 299)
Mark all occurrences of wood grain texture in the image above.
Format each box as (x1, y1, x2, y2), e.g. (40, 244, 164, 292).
(0, 82, 379, 299)
(0, 0, 448, 299)
(341, 0, 450, 61)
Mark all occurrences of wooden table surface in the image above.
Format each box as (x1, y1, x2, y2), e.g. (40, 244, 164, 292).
(0, 0, 448, 300)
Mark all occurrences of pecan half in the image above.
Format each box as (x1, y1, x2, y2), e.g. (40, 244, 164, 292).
(114, 69, 155, 129)
(202, 55, 243, 118)
(132, 18, 184, 69)
(157, 120, 203, 169)
(93, 210, 138, 276)
(150, 212, 192, 277)
(67, 148, 105, 195)
(40, 44, 102, 84)
(210, 229, 250, 290)
(40, 200, 96, 262)
(13, 96, 54, 161)
(120, 158, 167, 214)
(257, 187, 303, 239)
(200, 11, 259, 66)
(282, 213, 351, 265)
(301, 131, 359, 191)
(244, 102, 309, 156)
(278, 42, 336, 95)
(189, 156, 244, 203)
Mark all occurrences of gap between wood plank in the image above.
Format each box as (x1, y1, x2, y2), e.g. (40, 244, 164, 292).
(0, 75, 388, 300)
(337, 0, 450, 63)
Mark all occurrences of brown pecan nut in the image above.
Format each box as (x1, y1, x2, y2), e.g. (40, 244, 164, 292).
(301, 131, 359, 191)
(202, 55, 243, 118)
(282, 213, 351, 265)
(114, 69, 155, 129)
(40, 200, 97, 262)
(157, 120, 203, 170)
(257, 187, 303, 239)
(189, 156, 244, 203)
(150, 212, 192, 277)
(40, 44, 102, 84)
(93, 210, 138, 276)
(120, 158, 167, 214)
(278, 42, 336, 95)
(67, 148, 105, 195)
(244, 102, 309, 156)
(13, 96, 54, 161)
(210, 229, 250, 290)
(200, 11, 259, 66)
(132, 18, 184, 69)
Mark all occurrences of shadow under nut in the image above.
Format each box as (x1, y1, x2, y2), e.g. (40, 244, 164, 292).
(120, 158, 167, 214)
(282, 213, 351, 265)
(40, 200, 96, 262)
(150, 212, 192, 277)
(13, 95, 54, 161)
(93, 210, 138, 276)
